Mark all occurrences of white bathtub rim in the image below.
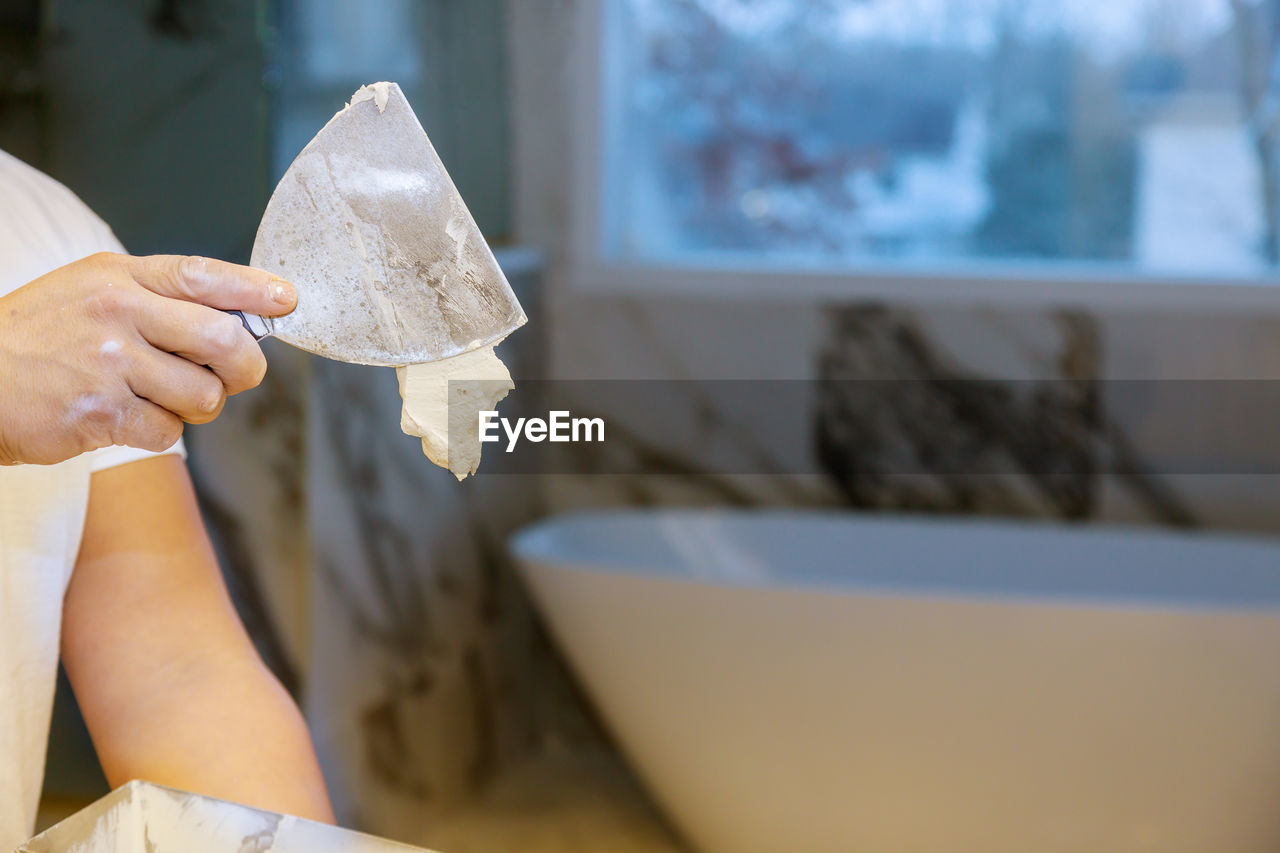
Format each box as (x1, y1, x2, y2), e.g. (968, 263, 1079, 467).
(509, 509, 1280, 613)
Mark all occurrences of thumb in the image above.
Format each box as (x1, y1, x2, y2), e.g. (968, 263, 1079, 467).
(129, 255, 297, 317)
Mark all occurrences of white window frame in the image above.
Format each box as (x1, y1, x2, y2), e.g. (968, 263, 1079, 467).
(567, 0, 1280, 312)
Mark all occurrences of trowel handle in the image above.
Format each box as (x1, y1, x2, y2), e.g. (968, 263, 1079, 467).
(228, 310, 272, 341)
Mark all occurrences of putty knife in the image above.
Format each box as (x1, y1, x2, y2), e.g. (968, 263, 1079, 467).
(236, 81, 526, 367)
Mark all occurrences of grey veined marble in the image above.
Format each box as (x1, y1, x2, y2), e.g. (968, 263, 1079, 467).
(18, 781, 437, 853)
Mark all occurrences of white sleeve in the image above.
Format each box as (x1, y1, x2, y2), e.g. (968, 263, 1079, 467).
(87, 438, 188, 474)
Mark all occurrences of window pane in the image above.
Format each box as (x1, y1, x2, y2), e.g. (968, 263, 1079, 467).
(609, 0, 1280, 275)
(297, 0, 421, 85)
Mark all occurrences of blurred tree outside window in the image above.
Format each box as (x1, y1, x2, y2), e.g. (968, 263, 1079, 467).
(611, 0, 1280, 276)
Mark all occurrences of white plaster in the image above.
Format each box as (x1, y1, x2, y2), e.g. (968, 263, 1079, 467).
(396, 344, 513, 480)
(349, 81, 393, 114)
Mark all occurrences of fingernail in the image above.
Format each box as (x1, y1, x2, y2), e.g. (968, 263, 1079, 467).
(200, 394, 220, 414)
(270, 278, 296, 306)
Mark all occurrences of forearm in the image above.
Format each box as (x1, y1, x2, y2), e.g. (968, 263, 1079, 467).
(75, 640, 333, 822)
(64, 456, 333, 823)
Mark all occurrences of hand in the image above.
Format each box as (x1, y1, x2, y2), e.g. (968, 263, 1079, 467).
(0, 252, 297, 465)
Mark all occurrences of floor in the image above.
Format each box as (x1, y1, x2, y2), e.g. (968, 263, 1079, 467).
(33, 796, 90, 835)
(415, 752, 688, 853)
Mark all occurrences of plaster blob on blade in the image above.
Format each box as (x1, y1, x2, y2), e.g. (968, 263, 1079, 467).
(397, 344, 514, 480)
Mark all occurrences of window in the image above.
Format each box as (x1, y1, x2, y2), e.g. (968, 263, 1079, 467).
(581, 0, 1280, 299)
(272, 0, 423, 179)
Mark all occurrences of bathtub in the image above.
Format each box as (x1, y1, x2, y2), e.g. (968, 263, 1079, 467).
(509, 510, 1280, 853)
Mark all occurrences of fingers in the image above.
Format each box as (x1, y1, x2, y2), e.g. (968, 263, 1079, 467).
(113, 398, 186, 453)
(131, 293, 268, 395)
(127, 348, 226, 425)
(129, 254, 297, 317)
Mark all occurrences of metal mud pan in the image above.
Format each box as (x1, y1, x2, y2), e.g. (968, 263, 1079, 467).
(19, 781, 438, 853)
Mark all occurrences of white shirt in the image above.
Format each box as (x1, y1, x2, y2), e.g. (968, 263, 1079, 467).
(0, 149, 184, 850)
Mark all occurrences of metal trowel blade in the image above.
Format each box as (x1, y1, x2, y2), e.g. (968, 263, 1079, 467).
(249, 81, 526, 367)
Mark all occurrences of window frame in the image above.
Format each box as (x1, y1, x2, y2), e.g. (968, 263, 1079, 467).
(567, 0, 1280, 312)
